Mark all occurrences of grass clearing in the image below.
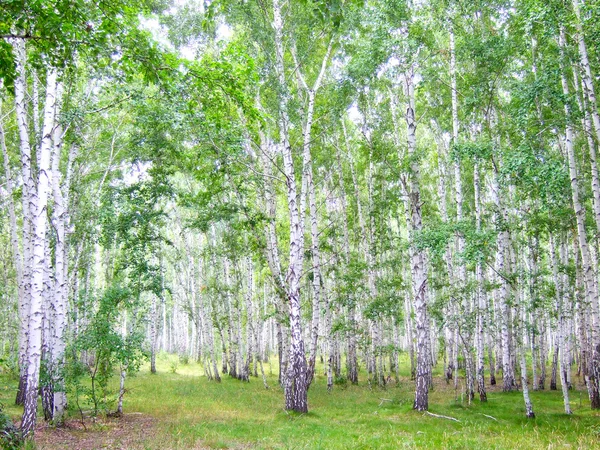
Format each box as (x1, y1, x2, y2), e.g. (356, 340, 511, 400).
(1, 354, 599, 449)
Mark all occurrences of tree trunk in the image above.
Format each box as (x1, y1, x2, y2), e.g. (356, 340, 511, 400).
(474, 163, 487, 402)
(21, 67, 60, 437)
(491, 158, 516, 392)
(559, 27, 600, 408)
(294, 41, 332, 389)
(551, 235, 572, 413)
(272, 0, 309, 413)
(519, 311, 535, 418)
(11, 37, 33, 408)
(403, 67, 430, 411)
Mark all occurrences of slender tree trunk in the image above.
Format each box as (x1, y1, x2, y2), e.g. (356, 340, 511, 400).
(474, 163, 487, 402)
(519, 309, 535, 418)
(335, 139, 358, 384)
(116, 365, 126, 416)
(11, 37, 33, 408)
(537, 314, 546, 390)
(205, 286, 221, 382)
(49, 89, 68, 423)
(21, 68, 60, 436)
(559, 27, 600, 408)
(293, 42, 332, 389)
(272, 0, 308, 413)
(403, 67, 430, 411)
(487, 328, 496, 386)
(491, 159, 516, 392)
(550, 338, 559, 391)
(150, 293, 158, 374)
(551, 235, 572, 413)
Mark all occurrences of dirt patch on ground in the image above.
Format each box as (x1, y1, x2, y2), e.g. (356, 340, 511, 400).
(34, 413, 157, 450)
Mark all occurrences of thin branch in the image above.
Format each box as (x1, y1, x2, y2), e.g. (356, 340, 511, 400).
(424, 411, 461, 422)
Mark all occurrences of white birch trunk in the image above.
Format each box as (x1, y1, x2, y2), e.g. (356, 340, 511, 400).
(11, 37, 33, 407)
(490, 162, 516, 391)
(273, 0, 308, 412)
(0, 81, 24, 321)
(519, 308, 535, 418)
(21, 68, 59, 436)
(559, 27, 600, 408)
(403, 67, 430, 411)
(474, 163, 487, 401)
(49, 82, 67, 423)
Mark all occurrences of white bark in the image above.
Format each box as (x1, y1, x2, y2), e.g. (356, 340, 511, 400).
(474, 163, 487, 402)
(294, 39, 333, 387)
(519, 307, 535, 418)
(490, 160, 516, 391)
(403, 67, 430, 411)
(11, 37, 33, 406)
(554, 238, 572, 414)
(559, 27, 600, 407)
(21, 68, 59, 436)
(49, 81, 67, 423)
(273, 0, 308, 412)
(0, 81, 24, 311)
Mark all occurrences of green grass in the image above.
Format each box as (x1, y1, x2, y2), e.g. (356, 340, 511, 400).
(1, 355, 600, 449)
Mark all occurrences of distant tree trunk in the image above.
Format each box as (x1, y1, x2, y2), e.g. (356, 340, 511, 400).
(450, 25, 474, 403)
(336, 136, 358, 384)
(216, 320, 228, 375)
(325, 282, 334, 391)
(537, 314, 547, 390)
(150, 293, 158, 374)
(50, 116, 74, 425)
(519, 308, 535, 418)
(575, 258, 589, 390)
(405, 294, 416, 380)
(245, 257, 268, 388)
(204, 284, 221, 382)
(491, 156, 516, 392)
(276, 321, 284, 385)
(432, 127, 455, 386)
(366, 148, 384, 387)
(487, 330, 496, 386)
(0, 80, 26, 407)
(527, 237, 539, 392)
(474, 162, 487, 402)
(223, 259, 237, 379)
(559, 27, 600, 408)
(162, 291, 167, 353)
(550, 235, 572, 413)
(244, 257, 254, 381)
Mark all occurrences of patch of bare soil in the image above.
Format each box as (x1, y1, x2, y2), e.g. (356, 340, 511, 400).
(33, 413, 157, 450)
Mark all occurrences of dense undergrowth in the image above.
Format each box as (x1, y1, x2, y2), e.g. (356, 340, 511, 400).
(1, 353, 599, 449)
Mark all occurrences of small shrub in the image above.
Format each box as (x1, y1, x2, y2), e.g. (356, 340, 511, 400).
(170, 361, 179, 374)
(334, 375, 347, 386)
(0, 355, 20, 380)
(0, 403, 22, 450)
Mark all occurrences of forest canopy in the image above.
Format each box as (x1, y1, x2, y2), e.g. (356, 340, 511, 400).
(1, 0, 600, 447)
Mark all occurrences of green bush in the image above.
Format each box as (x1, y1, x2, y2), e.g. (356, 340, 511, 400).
(0, 403, 22, 450)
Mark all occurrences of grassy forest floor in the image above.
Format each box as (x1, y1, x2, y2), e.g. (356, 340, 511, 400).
(1, 354, 600, 449)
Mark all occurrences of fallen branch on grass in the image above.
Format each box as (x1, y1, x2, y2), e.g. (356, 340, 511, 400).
(479, 413, 499, 422)
(424, 411, 460, 422)
(378, 398, 393, 406)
